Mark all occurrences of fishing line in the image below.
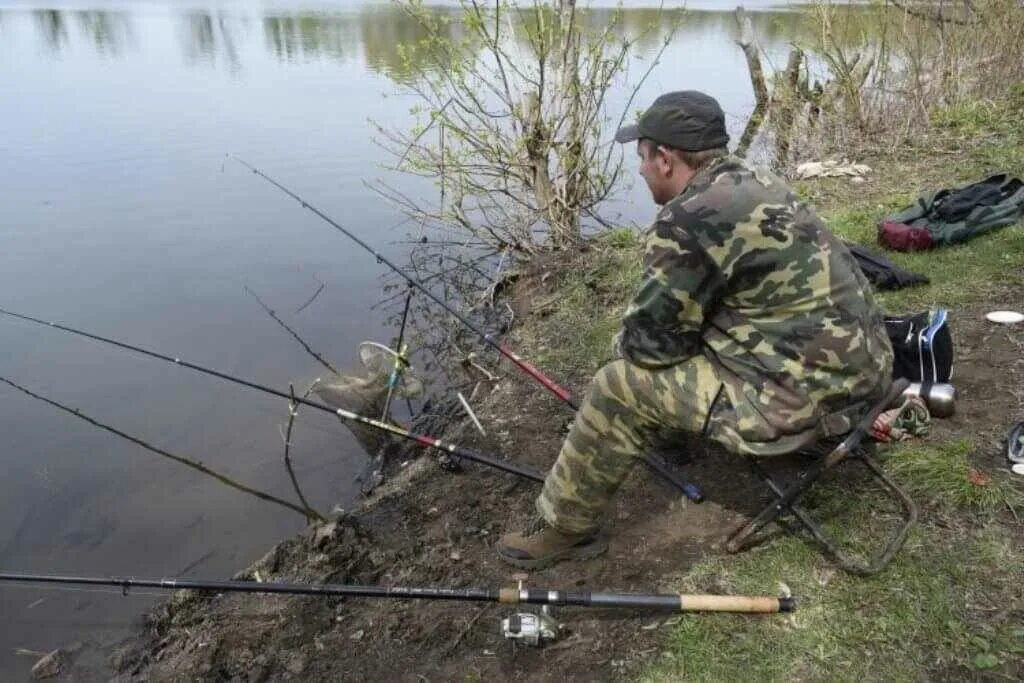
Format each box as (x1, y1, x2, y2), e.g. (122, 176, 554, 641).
(229, 157, 704, 503)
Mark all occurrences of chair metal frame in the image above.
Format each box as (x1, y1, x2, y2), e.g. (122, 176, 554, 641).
(724, 379, 918, 576)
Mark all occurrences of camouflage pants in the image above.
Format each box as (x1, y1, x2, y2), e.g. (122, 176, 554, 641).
(537, 357, 745, 535)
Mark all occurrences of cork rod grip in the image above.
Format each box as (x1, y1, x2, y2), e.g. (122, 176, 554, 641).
(679, 594, 794, 613)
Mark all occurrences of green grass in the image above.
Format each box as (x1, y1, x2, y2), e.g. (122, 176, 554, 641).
(813, 86, 1024, 311)
(885, 440, 1024, 514)
(527, 229, 643, 375)
(645, 520, 1023, 682)
(825, 205, 1024, 311)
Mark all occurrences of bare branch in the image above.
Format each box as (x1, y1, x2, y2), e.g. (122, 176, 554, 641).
(1, 375, 316, 521)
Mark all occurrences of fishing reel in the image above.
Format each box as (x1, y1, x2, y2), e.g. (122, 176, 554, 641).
(500, 576, 560, 647)
(501, 606, 559, 646)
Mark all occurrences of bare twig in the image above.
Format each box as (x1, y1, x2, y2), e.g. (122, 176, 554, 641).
(457, 391, 487, 436)
(282, 381, 327, 522)
(294, 276, 326, 314)
(245, 286, 339, 376)
(1, 375, 314, 520)
(887, 0, 978, 26)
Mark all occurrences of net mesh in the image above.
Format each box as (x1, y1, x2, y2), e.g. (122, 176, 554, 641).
(312, 342, 422, 457)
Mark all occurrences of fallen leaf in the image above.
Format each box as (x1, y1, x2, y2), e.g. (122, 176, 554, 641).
(968, 469, 991, 486)
(973, 653, 999, 669)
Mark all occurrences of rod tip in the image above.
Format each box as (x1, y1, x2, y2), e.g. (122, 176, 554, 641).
(778, 596, 797, 612)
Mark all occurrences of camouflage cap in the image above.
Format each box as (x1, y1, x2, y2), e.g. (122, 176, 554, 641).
(615, 91, 729, 152)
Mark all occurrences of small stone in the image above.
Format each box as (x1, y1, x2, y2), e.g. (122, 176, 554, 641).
(31, 649, 65, 679)
(426, 507, 439, 515)
(450, 551, 462, 561)
(313, 522, 339, 549)
(350, 629, 365, 641)
(285, 655, 307, 675)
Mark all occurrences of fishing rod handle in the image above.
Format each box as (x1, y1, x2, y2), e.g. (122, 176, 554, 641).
(499, 587, 795, 613)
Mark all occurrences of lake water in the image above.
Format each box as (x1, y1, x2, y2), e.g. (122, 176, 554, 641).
(0, 0, 811, 676)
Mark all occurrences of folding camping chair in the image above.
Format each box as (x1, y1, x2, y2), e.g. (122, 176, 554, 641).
(723, 378, 918, 576)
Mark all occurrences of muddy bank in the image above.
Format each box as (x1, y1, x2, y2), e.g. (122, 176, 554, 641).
(79, 255, 762, 681)
(53, 253, 1023, 681)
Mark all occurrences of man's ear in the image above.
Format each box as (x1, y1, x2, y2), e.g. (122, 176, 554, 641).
(655, 145, 673, 174)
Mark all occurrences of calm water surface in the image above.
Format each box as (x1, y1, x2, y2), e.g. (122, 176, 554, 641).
(0, 0, 809, 676)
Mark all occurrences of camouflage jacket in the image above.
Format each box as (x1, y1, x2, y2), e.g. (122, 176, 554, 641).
(618, 156, 893, 444)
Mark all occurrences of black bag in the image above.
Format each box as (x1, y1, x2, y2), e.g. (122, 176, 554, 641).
(884, 309, 953, 383)
(845, 242, 930, 291)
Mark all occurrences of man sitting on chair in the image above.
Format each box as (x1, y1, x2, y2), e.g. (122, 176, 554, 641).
(497, 91, 894, 569)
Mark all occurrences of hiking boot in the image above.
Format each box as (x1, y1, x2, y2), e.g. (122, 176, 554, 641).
(496, 517, 607, 569)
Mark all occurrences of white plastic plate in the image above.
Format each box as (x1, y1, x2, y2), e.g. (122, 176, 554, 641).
(984, 310, 1024, 324)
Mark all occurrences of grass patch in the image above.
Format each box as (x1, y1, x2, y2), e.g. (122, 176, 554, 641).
(527, 229, 642, 374)
(645, 516, 1024, 682)
(826, 206, 1024, 310)
(885, 440, 1024, 514)
(809, 88, 1024, 311)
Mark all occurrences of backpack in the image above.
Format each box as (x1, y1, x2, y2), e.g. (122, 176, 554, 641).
(884, 309, 953, 383)
(878, 174, 1024, 251)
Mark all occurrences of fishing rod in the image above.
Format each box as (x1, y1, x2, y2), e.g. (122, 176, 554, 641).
(0, 307, 542, 484)
(230, 156, 705, 503)
(0, 375, 321, 521)
(371, 249, 502, 311)
(231, 155, 574, 406)
(0, 571, 795, 614)
(381, 287, 414, 422)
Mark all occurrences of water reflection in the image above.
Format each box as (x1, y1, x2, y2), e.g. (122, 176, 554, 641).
(181, 12, 244, 72)
(31, 8, 133, 56)
(261, 6, 470, 84)
(75, 10, 133, 56)
(32, 9, 69, 51)
(17, 3, 826, 84)
(262, 13, 359, 64)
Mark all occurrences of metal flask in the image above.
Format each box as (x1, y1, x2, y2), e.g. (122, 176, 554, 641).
(902, 382, 956, 418)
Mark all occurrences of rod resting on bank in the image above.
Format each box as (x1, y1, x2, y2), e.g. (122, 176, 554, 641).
(0, 571, 795, 614)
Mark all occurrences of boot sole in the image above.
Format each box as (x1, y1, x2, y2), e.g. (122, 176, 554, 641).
(497, 537, 609, 570)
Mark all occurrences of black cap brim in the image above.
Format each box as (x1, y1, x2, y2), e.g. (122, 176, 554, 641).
(614, 123, 642, 143)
